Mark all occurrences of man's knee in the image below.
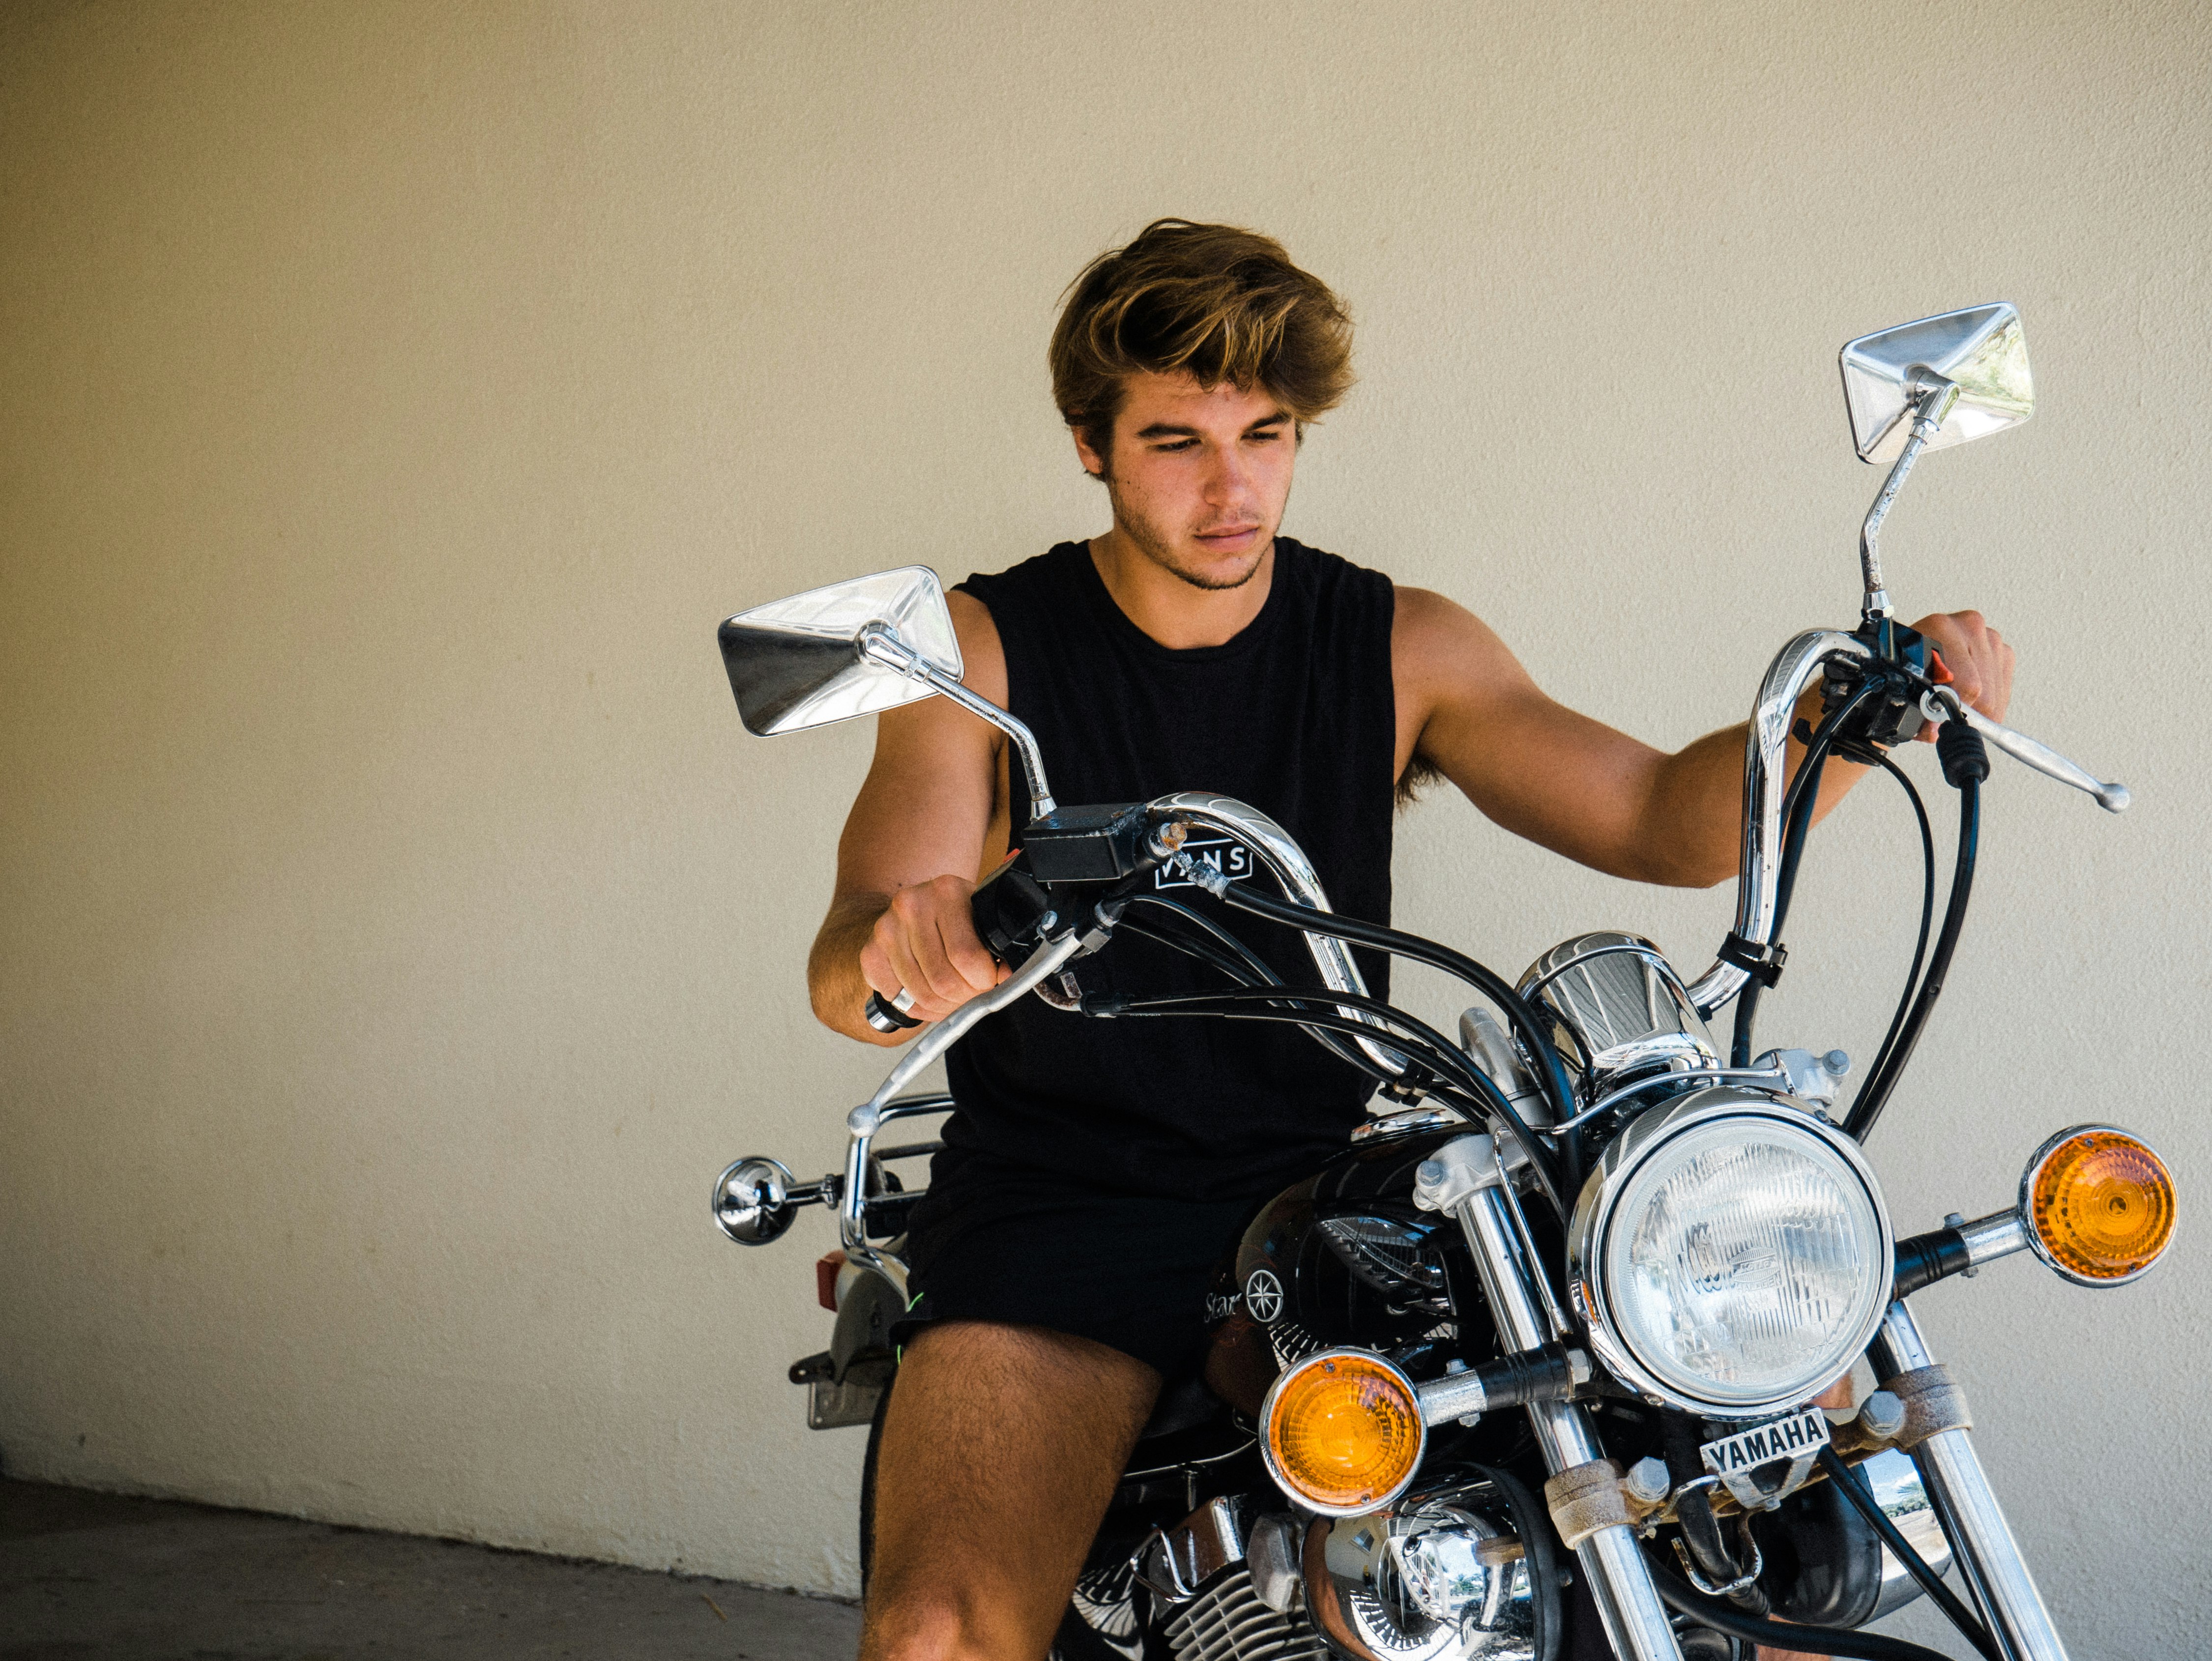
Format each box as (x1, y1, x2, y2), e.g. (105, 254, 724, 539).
(862, 1580, 1035, 1661)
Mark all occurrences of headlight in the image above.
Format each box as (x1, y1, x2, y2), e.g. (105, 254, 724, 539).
(1259, 1349, 1427, 1516)
(1570, 1089, 1892, 1417)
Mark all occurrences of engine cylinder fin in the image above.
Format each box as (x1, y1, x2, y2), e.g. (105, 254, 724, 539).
(1161, 1566, 1333, 1661)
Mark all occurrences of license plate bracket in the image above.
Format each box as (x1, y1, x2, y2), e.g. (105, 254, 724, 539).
(1700, 1406, 1830, 1511)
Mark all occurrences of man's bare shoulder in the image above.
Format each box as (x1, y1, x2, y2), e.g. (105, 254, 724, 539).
(946, 586, 1008, 709)
(1391, 584, 1535, 706)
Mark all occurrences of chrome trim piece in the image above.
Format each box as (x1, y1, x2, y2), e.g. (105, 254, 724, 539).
(2015, 1123, 2173, 1286)
(1148, 791, 1406, 1076)
(1351, 1106, 1471, 1143)
(1870, 1301, 2070, 1661)
(1566, 1090, 1893, 1418)
(1414, 1367, 1491, 1427)
(1684, 631, 1872, 1017)
(1137, 1496, 1252, 1604)
(1303, 1492, 1537, 1661)
(1518, 934, 1718, 1100)
(838, 1087, 961, 1252)
(1538, 1065, 1791, 1137)
(1955, 1208, 2032, 1270)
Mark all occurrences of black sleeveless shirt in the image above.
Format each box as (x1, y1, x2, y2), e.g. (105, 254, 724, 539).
(929, 539, 1399, 1206)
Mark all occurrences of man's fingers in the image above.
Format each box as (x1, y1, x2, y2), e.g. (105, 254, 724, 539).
(873, 928, 937, 1017)
(934, 909, 1000, 993)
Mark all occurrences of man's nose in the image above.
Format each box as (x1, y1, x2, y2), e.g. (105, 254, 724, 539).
(1203, 444, 1254, 505)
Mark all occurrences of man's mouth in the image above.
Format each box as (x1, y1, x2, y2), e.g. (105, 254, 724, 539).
(1193, 523, 1262, 548)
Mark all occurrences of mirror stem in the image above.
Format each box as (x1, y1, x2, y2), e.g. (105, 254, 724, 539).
(1857, 372, 1962, 625)
(857, 625, 1059, 818)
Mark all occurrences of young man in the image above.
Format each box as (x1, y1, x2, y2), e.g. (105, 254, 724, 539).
(807, 220, 2013, 1661)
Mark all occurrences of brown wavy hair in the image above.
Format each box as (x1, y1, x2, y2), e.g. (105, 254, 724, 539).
(1050, 219, 1354, 461)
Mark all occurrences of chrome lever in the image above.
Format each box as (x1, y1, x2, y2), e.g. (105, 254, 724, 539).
(1921, 688, 2131, 813)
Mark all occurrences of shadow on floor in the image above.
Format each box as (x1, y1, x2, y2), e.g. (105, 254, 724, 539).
(0, 1478, 860, 1661)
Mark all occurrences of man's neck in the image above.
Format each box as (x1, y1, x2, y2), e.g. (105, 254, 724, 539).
(1086, 530, 1276, 650)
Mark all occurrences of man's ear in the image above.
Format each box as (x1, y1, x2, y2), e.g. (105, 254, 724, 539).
(1071, 423, 1108, 481)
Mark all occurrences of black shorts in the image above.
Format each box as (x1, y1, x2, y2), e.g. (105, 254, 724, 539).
(896, 1170, 1260, 1380)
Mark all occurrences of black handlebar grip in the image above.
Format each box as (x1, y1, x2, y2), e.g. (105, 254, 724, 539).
(1937, 719, 1991, 788)
(864, 992, 924, 1034)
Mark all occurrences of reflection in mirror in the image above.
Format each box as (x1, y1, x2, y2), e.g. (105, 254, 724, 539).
(1840, 304, 2033, 464)
(718, 566, 962, 736)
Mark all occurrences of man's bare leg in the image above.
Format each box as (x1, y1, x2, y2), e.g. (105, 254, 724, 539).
(862, 1320, 1162, 1661)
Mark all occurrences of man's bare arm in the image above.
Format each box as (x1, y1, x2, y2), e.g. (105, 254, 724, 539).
(1393, 587, 2013, 888)
(807, 590, 1012, 1044)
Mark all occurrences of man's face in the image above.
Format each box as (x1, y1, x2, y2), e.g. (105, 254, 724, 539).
(1074, 371, 1298, 591)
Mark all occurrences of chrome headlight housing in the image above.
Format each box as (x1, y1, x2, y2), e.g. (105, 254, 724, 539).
(1568, 1088, 1892, 1418)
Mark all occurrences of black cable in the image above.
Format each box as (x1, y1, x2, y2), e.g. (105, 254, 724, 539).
(1464, 1461, 1563, 1661)
(1860, 753, 1937, 1100)
(1206, 881, 1579, 1135)
(1645, 1558, 1961, 1661)
(1816, 1447, 2002, 1661)
(1112, 912, 1266, 991)
(1127, 893, 1283, 986)
(1109, 914, 1399, 1082)
(1097, 990, 1571, 1218)
(1733, 749, 1827, 1067)
(1845, 768, 1979, 1142)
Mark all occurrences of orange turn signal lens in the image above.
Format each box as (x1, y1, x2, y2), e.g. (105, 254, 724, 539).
(1259, 1349, 1426, 1516)
(2025, 1126, 2176, 1285)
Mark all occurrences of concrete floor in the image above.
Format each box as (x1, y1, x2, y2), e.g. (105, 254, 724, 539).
(0, 1478, 861, 1661)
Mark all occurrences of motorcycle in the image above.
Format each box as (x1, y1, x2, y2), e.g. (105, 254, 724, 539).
(708, 304, 2177, 1661)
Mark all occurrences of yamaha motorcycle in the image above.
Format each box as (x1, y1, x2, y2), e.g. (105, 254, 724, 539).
(709, 305, 2177, 1661)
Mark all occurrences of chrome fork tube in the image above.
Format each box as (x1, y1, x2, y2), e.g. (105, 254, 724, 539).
(1452, 1180, 1681, 1661)
(1869, 1301, 2069, 1661)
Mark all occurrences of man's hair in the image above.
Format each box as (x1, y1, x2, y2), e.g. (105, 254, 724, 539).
(1050, 219, 1354, 460)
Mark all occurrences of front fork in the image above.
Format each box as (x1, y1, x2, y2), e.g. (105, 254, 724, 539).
(1870, 1301, 2069, 1661)
(1445, 1153, 1684, 1661)
(1445, 1139, 2071, 1661)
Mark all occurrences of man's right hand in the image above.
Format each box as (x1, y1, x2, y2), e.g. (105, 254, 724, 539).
(859, 875, 1007, 1025)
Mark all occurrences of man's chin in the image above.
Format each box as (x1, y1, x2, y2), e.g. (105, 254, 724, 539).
(1164, 541, 1268, 591)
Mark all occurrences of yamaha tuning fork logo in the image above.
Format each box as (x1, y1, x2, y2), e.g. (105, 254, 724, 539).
(1243, 1267, 1284, 1324)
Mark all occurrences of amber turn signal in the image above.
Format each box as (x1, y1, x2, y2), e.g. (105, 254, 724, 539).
(2023, 1125, 2176, 1286)
(1258, 1349, 1426, 1516)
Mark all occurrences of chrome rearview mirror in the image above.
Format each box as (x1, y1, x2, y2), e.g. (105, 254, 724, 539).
(1841, 303, 2033, 465)
(717, 565, 1059, 815)
(718, 566, 963, 736)
(1839, 303, 2033, 624)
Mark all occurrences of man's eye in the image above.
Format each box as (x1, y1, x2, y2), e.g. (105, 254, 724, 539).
(1153, 439, 1198, 452)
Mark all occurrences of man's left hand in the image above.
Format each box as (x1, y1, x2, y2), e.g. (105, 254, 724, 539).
(1908, 610, 2013, 740)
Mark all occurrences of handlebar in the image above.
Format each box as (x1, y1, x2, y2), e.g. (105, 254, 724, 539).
(864, 991, 922, 1033)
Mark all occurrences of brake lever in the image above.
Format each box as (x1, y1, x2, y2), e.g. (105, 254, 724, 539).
(1921, 687, 2131, 813)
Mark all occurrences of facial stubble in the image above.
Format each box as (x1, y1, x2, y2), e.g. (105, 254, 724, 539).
(1101, 472, 1270, 593)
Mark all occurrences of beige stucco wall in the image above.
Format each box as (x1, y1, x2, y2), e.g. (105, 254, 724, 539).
(3, 2, 2207, 1653)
